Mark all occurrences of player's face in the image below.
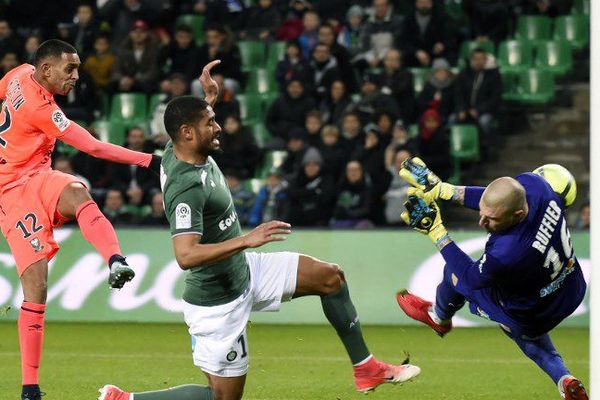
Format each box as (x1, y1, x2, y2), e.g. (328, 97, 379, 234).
(478, 202, 514, 233)
(48, 53, 81, 96)
(191, 107, 222, 154)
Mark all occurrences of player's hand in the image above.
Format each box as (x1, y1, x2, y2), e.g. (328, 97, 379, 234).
(399, 157, 456, 203)
(243, 220, 291, 248)
(200, 59, 221, 105)
(401, 188, 449, 246)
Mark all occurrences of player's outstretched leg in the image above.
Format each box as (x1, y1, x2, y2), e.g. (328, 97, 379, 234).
(295, 256, 420, 393)
(98, 384, 213, 400)
(58, 184, 134, 288)
(503, 330, 588, 399)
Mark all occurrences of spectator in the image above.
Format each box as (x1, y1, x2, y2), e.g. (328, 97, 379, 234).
(356, 0, 403, 69)
(574, 202, 590, 229)
(139, 192, 169, 226)
(53, 156, 91, 190)
(516, 0, 574, 17)
(402, 0, 451, 67)
(417, 108, 451, 180)
(248, 169, 290, 226)
(111, 20, 160, 94)
(84, 35, 117, 91)
(464, 0, 511, 44)
(454, 48, 502, 156)
(340, 111, 364, 154)
(287, 147, 335, 226)
(298, 10, 321, 59)
(151, 74, 190, 146)
(275, 0, 309, 41)
(275, 40, 313, 91)
(337, 5, 366, 59)
(212, 114, 262, 179)
(103, 189, 135, 226)
(385, 119, 417, 168)
(314, 0, 353, 26)
(353, 72, 399, 124)
(70, 3, 98, 57)
(240, 0, 281, 40)
(310, 43, 342, 101)
(55, 68, 97, 124)
(98, 0, 161, 46)
(376, 111, 396, 147)
(210, 73, 241, 125)
(224, 170, 255, 226)
(305, 110, 324, 148)
(318, 124, 348, 182)
(266, 79, 315, 146)
(331, 160, 373, 229)
(376, 48, 416, 123)
(384, 148, 413, 225)
(71, 129, 111, 194)
(280, 127, 310, 180)
(22, 35, 41, 64)
(0, 20, 22, 59)
(159, 24, 200, 84)
(318, 23, 356, 91)
(319, 79, 353, 126)
(197, 24, 244, 88)
(418, 58, 456, 120)
(0, 52, 19, 79)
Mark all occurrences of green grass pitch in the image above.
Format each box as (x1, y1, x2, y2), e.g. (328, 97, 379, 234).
(0, 323, 588, 399)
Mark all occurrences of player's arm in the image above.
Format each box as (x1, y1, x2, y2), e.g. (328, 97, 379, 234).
(172, 221, 291, 269)
(199, 60, 220, 107)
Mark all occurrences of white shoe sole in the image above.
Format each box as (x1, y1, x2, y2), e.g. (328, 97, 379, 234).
(97, 384, 119, 400)
(358, 364, 421, 393)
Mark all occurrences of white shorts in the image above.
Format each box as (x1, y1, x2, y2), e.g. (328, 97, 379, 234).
(182, 251, 299, 377)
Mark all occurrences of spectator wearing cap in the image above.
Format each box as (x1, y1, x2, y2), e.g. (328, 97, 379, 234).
(310, 43, 342, 102)
(337, 5, 366, 59)
(418, 58, 456, 120)
(84, 35, 116, 90)
(298, 10, 321, 59)
(70, 4, 99, 57)
(266, 79, 316, 147)
(385, 119, 417, 168)
(212, 114, 262, 179)
(224, 169, 256, 226)
(319, 79, 353, 126)
(402, 0, 452, 67)
(318, 124, 349, 183)
(454, 48, 502, 157)
(197, 24, 244, 88)
(280, 127, 310, 180)
(353, 122, 392, 224)
(331, 160, 374, 229)
(248, 169, 290, 227)
(287, 147, 336, 226)
(376, 48, 416, 124)
(384, 148, 413, 225)
(111, 20, 160, 94)
(340, 111, 364, 154)
(417, 108, 451, 179)
(240, 0, 281, 40)
(0, 20, 22, 59)
(318, 24, 356, 92)
(353, 72, 399, 124)
(159, 24, 201, 84)
(275, 40, 313, 91)
(355, 0, 403, 70)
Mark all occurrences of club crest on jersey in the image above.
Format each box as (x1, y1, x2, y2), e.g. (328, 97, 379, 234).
(175, 203, 192, 229)
(226, 350, 237, 362)
(30, 238, 44, 253)
(52, 110, 70, 132)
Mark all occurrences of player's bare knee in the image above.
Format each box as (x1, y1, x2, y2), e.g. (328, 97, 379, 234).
(321, 263, 343, 295)
(68, 183, 92, 205)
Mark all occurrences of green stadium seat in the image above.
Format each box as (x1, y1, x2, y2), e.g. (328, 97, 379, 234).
(245, 68, 277, 94)
(407, 124, 419, 139)
(247, 122, 271, 147)
(260, 91, 279, 117)
(449, 124, 480, 183)
(247, 178, 263, 195)
(503, 69, 555, 105)
(266, 41, 287, 70)
(514, 15, 552, 44)
(92, 119, 127, 145)
(459, 40, 495, 67)
(535, 40, 573, 77)
(497, 40, 533, 73)
(148, 93, 168, 116)
(572, 0, 590, 15)
(409, 68, 429, 95)
(257, 150, 287, 178)
(176, 14, 205, 45)
(238, 40, 266, 72)
(236, 93, 263, 124)
(553, 15, 589, 50)
(110, 93, 147, 127)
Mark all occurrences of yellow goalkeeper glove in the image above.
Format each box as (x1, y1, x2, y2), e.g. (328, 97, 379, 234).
(401, 188, 450, 246)
(399, 157, 456, 204)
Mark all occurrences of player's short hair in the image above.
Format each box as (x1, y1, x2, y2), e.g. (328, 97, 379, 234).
(33, 39, 77, 66)
(164, 96, 209, 141)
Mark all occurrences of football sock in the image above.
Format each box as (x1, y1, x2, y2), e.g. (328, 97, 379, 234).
(509, 332, 569, 383)
(76, 200, 122, 264)
(321, 281, 371, 365)
(434, 269, 466, 320)
(18, 301, 45, 385)
(133, 384, 213, 400)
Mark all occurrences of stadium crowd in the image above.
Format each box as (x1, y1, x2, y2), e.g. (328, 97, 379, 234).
(0, 0, 585, 227)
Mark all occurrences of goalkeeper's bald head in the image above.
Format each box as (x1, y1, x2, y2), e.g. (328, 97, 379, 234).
(479, 177, 529, 233)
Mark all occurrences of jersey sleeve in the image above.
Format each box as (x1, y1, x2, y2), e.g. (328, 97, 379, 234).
(440, 242, 507, 291)
(30, 101, 71, 138)
(166, 187, 205, 237)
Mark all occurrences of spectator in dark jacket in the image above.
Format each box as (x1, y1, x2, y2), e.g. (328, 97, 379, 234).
(266, 79, 316, 145)
(139, 192, 169, 226)
(0, 20, 22, 59)
(402, 0, 452, 67)
(377, 48, 416, 123)
(275, 40, 313, 91)
(305, 110, 324, 148)
(212, 114, 262, 179)
(55, 69, 97, 124)
(418, 58, 456, 121)
(356, 0, 403, 69)
(454, 48, 502, 150)
(225, 170, 255, 226)
(319, 80, 353, 126)
(103, 189, 135, 226)
(159, 24, 201, 83)
(70, 4, 99, 57)
(318, 23, 356, 92)
(211, 73, 241, 125)
(280, 127, 310, 180)
(248, 169, 290, 226)
(331, 160, 374, 228)
(340, 111, 364, 154)
(287, 147, 335, 226)
(337, 5, 366, 59)
(0, 52, 19, 80)
(240, 0, 281, 40)
(318, 124, 349, 182)
(310, 43, 342, 102)
(463, 0, 511, 44)
(198, 24, 244, 87)
(22, 35, 41, 64)
(353, 72, 399, 124)
(298, 10, 321, 59)
(417, 108, 451, 180)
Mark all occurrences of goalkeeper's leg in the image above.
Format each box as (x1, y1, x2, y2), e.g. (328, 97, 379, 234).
(433, 266, 467, 321)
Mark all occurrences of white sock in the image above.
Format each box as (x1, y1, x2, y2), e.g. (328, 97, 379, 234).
(428, 306, 449, 325)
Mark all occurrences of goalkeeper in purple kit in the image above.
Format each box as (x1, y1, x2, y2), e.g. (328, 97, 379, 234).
(396, 157, 588, 400)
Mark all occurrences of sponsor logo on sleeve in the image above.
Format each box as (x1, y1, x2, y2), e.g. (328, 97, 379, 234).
(52, 110, 71, 132)
(175, 203, 192, 229)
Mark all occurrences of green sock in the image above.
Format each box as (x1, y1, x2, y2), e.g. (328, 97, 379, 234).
(134, 384, 213, 400)
(321, 281, 371, 364)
